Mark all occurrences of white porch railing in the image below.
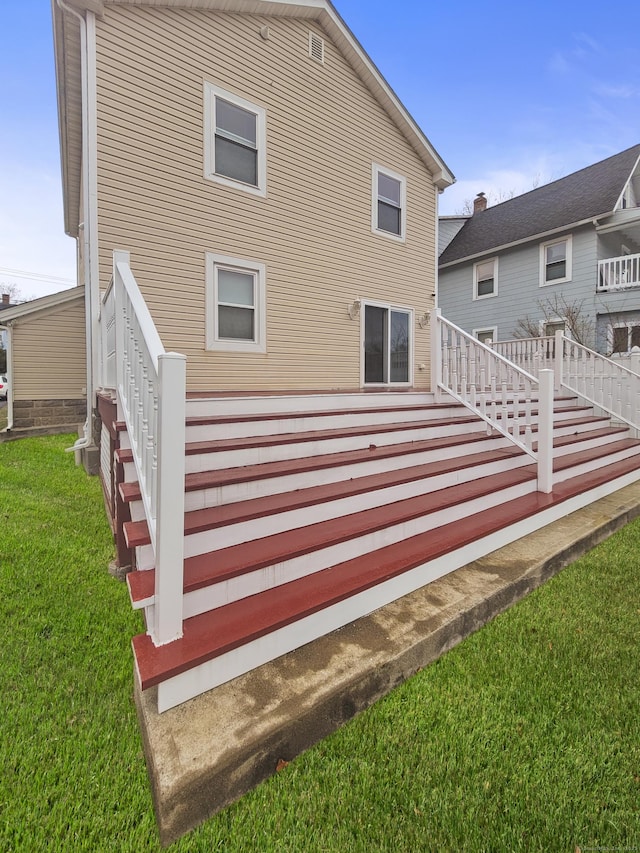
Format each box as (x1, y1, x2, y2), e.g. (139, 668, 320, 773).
(492, 336, 556, 381)
(431, 309, 554, 493)
(560, 336, 640, 434)
(111, 250, 187, 646)
(494, 332, 640, 434)
(597, 252, 640, 292)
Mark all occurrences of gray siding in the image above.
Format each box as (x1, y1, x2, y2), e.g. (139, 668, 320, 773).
(439, 226, 605, 348)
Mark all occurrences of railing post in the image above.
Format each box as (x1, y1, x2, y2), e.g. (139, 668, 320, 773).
(430, 307, 442, 402)
(537, 369, 554, 494)
(153, 351, 187, 646)
(113, 250, 130, 421)
(554, 330, 564, 393)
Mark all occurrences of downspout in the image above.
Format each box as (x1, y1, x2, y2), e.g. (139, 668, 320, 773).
(57, 0, 99, 453)
(1, 322, 13, 431)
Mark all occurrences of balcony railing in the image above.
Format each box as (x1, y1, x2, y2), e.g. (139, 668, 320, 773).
(597, 253, 640, 291)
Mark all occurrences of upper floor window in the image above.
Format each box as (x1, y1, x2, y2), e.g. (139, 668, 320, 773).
(205, 253, 266, 353)
(204, 83, 266, 196)
(372, 164, 406, 241)
(540, 236, 572, 286)
(473, 258, 497, 299)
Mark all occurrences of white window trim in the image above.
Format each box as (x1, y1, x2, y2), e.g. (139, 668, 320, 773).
(205, 253, 266, 353)
(540, 317, 567, 337)
(607, 319, 640, 355)
(473, 257, 498, 300)
(472, 326, 497, 343)
(204, 82, 267, 197)
(359, 298, 414, 387)
(539, 235, 572, 287)
(371, 163, 407, 242)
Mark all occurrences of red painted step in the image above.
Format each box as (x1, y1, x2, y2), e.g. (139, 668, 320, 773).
(131, 452, 640, 690)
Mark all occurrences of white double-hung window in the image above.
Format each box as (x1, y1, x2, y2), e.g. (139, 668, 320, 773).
(372, 164, 406, 241)
(473, 258, 498, 299)
(206, 254, 266, 353)
(540, 236, 572, 285)
(204, 83, 266, 196)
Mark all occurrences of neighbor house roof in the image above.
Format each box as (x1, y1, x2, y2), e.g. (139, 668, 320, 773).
(52, 0, 454, 238)
(439, 144, 640, 267)
(0, 288, 84, 324)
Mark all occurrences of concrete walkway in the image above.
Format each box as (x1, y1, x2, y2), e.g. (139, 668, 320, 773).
(135, 481, 640, 846)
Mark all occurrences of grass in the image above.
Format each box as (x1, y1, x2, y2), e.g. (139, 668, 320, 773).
(1, 434, 639, 852)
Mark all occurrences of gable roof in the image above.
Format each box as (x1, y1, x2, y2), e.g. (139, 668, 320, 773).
(439, 144, 640, 267)
(0, 288, 83, 324)
(52, 0, 454, 238)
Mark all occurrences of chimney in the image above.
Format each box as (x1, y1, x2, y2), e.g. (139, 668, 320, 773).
(473, 192, 487, 215)
(1, 293, 9, 305)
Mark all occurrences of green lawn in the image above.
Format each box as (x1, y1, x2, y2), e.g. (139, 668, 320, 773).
(1, 434, 639, 852)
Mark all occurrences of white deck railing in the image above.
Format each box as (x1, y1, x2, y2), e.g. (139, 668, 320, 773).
(597, 252, 640, 292)
(112, 250, 187, 646)
(100, 277, 117, 391)
(431, 309, 554, 493)
(559, 336, 640, 433)
(492, 336, 556, 380)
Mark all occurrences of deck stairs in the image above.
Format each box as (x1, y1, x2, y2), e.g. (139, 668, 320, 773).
(117, 391, 640, 712)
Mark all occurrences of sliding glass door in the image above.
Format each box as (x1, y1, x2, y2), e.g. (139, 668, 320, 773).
(364, 303, 411, 385)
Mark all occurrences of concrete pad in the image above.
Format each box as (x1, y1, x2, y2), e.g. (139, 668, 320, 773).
(135, 482, 640, 846)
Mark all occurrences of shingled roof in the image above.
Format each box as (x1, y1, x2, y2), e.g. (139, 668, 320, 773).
(439, 144, 640, 267)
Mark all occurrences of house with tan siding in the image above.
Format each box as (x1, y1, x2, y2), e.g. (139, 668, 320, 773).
(0, 289, 87, 433)
(48, 3, 640, 837)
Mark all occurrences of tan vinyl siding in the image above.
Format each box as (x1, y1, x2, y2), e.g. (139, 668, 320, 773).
(94, 7, 437, 390)
(12, 298, 86, 400)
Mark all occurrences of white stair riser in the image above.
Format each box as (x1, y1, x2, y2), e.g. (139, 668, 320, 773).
(184, 404, 592, 444)
(185, 407, 469, 442)
(553, 446, 640, 484)
(135, 544, 155, 571)
(155, 465, 640, 712)
(184, 420, 493, 474)
(185, 392, 437, 419)
(180, 478, 536, 587)
(552, 432, 632, 458)
(124, 433, 515, 513)
(552, 419, 613, 438)
(179, 459, 534, 551)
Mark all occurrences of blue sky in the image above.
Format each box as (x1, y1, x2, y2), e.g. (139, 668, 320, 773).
(1, 0, 640, 299)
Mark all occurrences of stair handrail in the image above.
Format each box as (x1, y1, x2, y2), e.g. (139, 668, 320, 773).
(431, 309, 553, 493)
(113, 250, 186, 645)
(558, 332, 640, 433)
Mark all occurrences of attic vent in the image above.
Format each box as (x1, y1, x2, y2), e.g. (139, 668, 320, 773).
(309, 31, 325, 64)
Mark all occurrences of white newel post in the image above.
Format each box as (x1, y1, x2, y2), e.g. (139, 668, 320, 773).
(113, 250, 130, 422)
(430, 308, 442, 401)
(153, 351, 187, 645)
(554, 330, 564, 393)
(537, 369, 554, 494)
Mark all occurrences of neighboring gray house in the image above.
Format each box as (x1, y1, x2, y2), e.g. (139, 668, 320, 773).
(438, 144, 640, 357)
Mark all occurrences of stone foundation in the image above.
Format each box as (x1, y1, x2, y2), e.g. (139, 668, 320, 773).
(12, 398, 87, 430)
